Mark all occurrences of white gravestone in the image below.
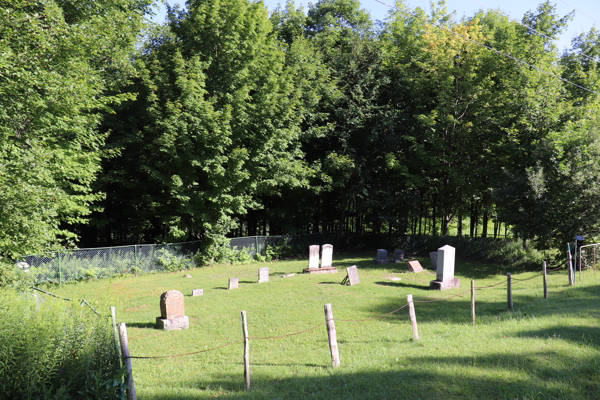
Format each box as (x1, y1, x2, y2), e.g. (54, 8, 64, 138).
(376, 249, 388, 264)
(430, 245, 460, 290)
(346, 265, 360, 286)
(258, 267, 269, 283)
(321, 244, 333, 268)
(228, 277, 239, 290)
(192, 289, 204, 296)
(308, 245, 320, 269)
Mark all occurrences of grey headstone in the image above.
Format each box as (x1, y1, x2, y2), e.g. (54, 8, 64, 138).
(192, 289, 204, 296)
(308, 245, 320, 269)
(258, 267, 269, 283)
(393, 249, 404, 262)
(376, 249, 388, 264)
(436, 245, 456, 282)
(321, 244, 333, 268)
(429, 251, 438, 269)
(346, 265, 360, 286)
(228, 277, 239, 289)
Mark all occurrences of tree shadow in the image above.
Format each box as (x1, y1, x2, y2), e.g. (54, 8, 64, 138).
(374, 281, 429, 290)
(126, 322, 156, 329)
(515, 325, 600, 347)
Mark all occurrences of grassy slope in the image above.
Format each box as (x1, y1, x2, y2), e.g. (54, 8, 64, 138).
(51, 254, 600, 400)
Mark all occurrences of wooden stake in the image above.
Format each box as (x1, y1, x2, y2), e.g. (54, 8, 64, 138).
(324, 303, 340, 368)
(567, 245, 574, 286)
(118, 323, 136, 400)
(471, 280, 476, 326)
(407, 295, 419, 340)
(111, 307, 125, 400)
(507, 273, 513, 311)
(543, 261, 548, 299)
(240, 311, 251, 390)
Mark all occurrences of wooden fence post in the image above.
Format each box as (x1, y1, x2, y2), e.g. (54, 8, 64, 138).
(471, 280, 476, 326)
(407, 295, 419, 340)
(118, 323, 136, 400)
(111, 307, 125, 400)
(568, 245, 574, 286)
(324, 303, 340, 368)
(240, 311, 251, 390)
(543, 261, 548, 299)
(507, 273, 513, 311)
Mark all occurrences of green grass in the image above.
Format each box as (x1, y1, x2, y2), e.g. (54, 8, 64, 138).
(49, 254, 600, 400)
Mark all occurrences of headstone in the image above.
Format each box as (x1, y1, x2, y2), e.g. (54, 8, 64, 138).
(308, 245, 320, 269)
(346, 265, 360, 286)
(192, 289, 203, 296)
(156, 290, 189, 330)
(184, 274, 192, 278)
(258, 267, 269, 283)
(228, 277, 239, 289)
(429, 251, 438, 269)
(321, 244, 333, 268)
(393, 249, 404, 262)
(430, 245, 460, 290)
(281, 273, 295, 278)
(407, 260, 424, 273)
(375, 249, 389, 264)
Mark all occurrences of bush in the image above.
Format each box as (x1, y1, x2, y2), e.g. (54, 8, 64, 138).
(155, 248, 192, 272)
(0, 290, 123, 399)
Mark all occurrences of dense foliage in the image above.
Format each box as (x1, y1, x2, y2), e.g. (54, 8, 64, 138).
(2, 0, 600, 261)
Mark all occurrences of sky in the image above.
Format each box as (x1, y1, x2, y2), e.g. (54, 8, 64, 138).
(152, 0, 600, 52)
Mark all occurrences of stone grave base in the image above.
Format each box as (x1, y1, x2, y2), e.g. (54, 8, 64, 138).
(156, 315, 189, 330)
(429, 278, 460, 291)
(303, 267, 338, 274)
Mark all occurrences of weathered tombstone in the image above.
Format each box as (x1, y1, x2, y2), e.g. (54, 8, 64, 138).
(308, 245, 320, 270)
(430, 245, 460, 290)
(156, 290, 189, 330)
(407, 260, 424, 273)
(393, 249, 405, 262)
(429, 251, 438, 269)
(192, 289, 204, 296)
(228, 277, 239, 289)
(258, 267, 269, 283)
(375, 249, 388, 264)
(321, 244, 333, 268)
(346, 265, 360, 286)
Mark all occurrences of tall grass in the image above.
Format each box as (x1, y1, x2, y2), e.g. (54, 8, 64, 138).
(0, 291, 123, 400)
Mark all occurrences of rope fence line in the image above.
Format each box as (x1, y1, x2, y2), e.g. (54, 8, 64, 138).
(125, 339, 244, 360)
(411, 289, 472, 302)
(333, 304, 410, 322)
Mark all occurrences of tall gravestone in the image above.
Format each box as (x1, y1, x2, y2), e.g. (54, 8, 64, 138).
(156, 290, 189, 330)
(430, 245, 460, 290)
(429, 251, 438, 269)
(228, 277, 239, 289)
(393, 249, 405, 262)
(321, 244, 333, 268)
(346, 265, 360, 286)
(308, 245, 320, 270)
(375, 249, 388, 264)
(258, 267, 269, 283)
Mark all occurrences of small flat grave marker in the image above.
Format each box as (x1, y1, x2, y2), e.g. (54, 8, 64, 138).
(228, 277, 239, 290)
(375, 249, 389, 264)
(321, 244, 333, 268)
(393, 249, 405, 262)
(258, 267, 269, 283)
(192, 289, 203, 296)
(407, 260, 424, 273)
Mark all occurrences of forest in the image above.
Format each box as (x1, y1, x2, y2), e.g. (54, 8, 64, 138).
(1, 0, 599, 264)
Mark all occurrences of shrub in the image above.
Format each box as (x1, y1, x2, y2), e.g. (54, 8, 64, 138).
(0, 290, 123, 399)
(155, 249, 192, 272)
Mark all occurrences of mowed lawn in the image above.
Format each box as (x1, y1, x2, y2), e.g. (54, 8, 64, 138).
(51, 253, 600, 400)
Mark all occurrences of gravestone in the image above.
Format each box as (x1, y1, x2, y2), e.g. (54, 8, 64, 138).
(407, 260, 424, 273)
(321, 244, 333, 268)
(375, 249, 388, 264)
(228, 277, 239, 289)
(346, 265, 360, 286)
(308, 245, 320, 269)
(192, 289, 203, 296)
(393, 249, 405, 262)
(258, 267, 269, 283)
(430, 245, 460, 290)
(429, 251, 438, 269)
(156, 290, 189, 330)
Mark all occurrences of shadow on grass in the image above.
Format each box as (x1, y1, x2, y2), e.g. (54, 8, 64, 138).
(127, 322, 156, 329)
(515, 325, 600, 347)
(141, 350, 600, 400)
(374, 281, 428, 290)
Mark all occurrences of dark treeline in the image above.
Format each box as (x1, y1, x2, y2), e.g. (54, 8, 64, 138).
(2, 0, 600, 263)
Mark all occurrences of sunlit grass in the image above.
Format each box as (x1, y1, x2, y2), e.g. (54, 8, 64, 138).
(51, 254, 600, 400)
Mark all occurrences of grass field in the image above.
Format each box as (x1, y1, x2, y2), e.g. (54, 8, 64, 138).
(50, 253, 600, 400)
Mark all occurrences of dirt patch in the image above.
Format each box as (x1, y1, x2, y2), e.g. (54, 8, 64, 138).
(125, 304, 150, 312)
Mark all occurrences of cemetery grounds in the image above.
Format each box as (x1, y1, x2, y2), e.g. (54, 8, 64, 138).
(51, 254, 600, 400)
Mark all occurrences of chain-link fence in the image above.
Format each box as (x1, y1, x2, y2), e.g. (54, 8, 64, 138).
(20, 233, 326, 284)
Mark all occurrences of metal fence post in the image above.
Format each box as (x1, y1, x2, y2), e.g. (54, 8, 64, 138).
(254, 236, 259, 259)
(57, 254, 62, 284)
